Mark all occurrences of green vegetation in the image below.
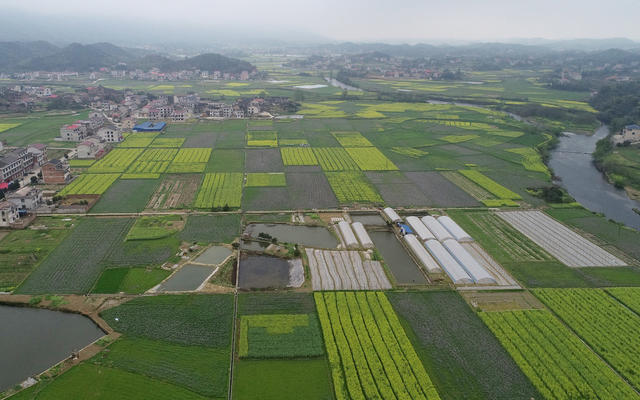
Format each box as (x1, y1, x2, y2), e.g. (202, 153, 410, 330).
(313, 147, 359, 170)
(245, 172, 286, 187)
(206, 149, 244, 172)
(344, 147, 398, 170)
(88, 148, 144, 173)
(59, 174, 119, 195)
(92, 268, 170, 294)
(126, 215, 183, 240)
(607, 287, 640, 314)
(332, 131, 373, 147)
(17, 218, 133, 294)
(247, 130, 278, 147)
(326, 172, 383, 203)
(534, 288, 640, 390)
(480, 309, 638, 400)
(459, 170, 522, 200)
(194, 172, 243, 209)
(233, 359, 333, 400)
(315, 292, 441, 400)
(101, 294, 234, 347)
(90, 179, 158, 213)
(387, 291, 540, 400)
(0, 217, 76, 292)
(179, 214, 241, 243)
(150, 138, 185, 147)
(167, 148, 211, 173)
(0, 110, 89, 146)
(280, 147, 318, 165)
(238, 314, 324, 358)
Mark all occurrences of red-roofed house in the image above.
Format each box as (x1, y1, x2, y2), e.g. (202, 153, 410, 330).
(60, 123, 87, 141)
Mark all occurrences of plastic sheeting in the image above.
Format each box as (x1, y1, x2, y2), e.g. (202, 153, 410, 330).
(443, 239, 496, 284)
(405, 216, 435, 241)
(338, 220, 359, 249)
(403, 234, 442, 274)
(424, 239, 473, 284)
(382, 207, 402, 223)
(438, 216, 473, 242)
(351, 222, 374, 249)
(421, 216, 454, 241)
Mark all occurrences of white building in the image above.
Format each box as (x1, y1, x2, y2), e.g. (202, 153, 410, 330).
(6, 186, 42, 211)
(59, 124, 88, 141)
(0, 201, 18, 227)
(97, 125, 123, 142)
(612, 124, 640, 145)
(77, 138, 106, 159)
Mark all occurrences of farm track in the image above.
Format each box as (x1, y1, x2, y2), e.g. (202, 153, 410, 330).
(497, 211, 626, 267)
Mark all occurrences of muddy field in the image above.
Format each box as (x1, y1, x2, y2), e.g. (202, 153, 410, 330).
(287, 173, 339, 209)
(405, 171, 479, 207)
(147, 174, 201, 209)
(245, 149, 284, 172)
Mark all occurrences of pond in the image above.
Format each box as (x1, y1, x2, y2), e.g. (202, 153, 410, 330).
(0, 305, 104, 392)
(351, 214, 387, 226)
(549, 125, 640, 230)
(244, 223, 338, 248)
(238, 255, 290, 289)
(195, 246, 232, 265)
(369, 231, 427, 285)
(157, 265, 216, 292)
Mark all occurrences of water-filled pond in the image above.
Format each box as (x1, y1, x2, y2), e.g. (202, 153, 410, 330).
(244, 224, 338, 248)
(369, 231, 427, 285)
(351, 214, 387, 226)
(158, 265, 215, 292)
(238, 255, 290, 289)
(0, 305, 104, 392)
(195, 246, 232, 265)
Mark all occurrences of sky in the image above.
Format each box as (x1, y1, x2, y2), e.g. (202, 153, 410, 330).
(2, 0, 640, 43)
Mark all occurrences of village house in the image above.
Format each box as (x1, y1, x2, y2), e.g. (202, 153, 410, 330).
(0, 148, 33, 182)
(42, 159, 71, 184)
(0, 201, 19, 227)
(26, 143, 47, 166)
(121, 118, 136, 131)
(97, 125, 123, 142)
(612, 124, 640, 145)
(59, 123, 88, 141)
(6, 186, 42, 211)
(77, 138, 107, 159)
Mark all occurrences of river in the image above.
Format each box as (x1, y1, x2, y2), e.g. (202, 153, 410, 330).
(0, 305, 105, 392)
(549, 125, 640, 230)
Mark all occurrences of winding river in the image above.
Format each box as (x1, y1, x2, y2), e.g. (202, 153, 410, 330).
(549, 125, 640, 230)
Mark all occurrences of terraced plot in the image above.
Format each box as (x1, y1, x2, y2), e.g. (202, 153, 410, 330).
(345, 147, 398, 171)
(480, 309, 638, 400)
(315, 292, 441, 400)
(88, 148, 144, 173)
(280, 147, 318, 165)
(305, 249, 391, 290)
(17, 218, 133, 294)
(534, 288, 640, 390)
(59, 174, 119, 195)
(313, 148, 359, 171)
(497, 211, 626, 266)
(326, 172, 383, 203)
(194, 172, 243, 209)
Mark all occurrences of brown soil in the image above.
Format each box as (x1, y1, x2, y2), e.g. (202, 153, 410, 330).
(460, 290, 545, 312)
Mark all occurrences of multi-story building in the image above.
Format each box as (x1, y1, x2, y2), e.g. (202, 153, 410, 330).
(26, 143, 47, 166)
(0, 201, 18, 227)
(77, 138, 107, 159)
(59, 124, 88, 141)
(6, 186, 42, 211)
(0, 148, 32, 182)
(42, 159, 71, 184)
(97, 125, 123, 142)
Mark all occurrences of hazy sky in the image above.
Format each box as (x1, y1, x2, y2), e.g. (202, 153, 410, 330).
(3, 0, 640, 42)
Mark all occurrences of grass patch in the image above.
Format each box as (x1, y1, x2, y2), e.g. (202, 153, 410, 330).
(126, 215, 183, 240)
(179, 214, 241, 243)
(92, 268, 171, 294)
(90, 179, 158, 213)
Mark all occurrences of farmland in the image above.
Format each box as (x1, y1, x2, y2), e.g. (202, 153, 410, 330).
(247, 131, 278, 147)
(88, 148, 144, 173)
(280, 147, 318, 165)
(534, 288, 640, 390)
(315, 291, 441, 399)
(459, 170, 522, 200)
(245, 172, 287, 187)
(59, 174, 119, 195)
(167, 148, 211, 173)
(90, 179, 158, 213)
(332, 131, 373, 147)
(147, 174, 200, 209)
(480, 309, 638, 399)
(16, 218, 133, 294)
(326, 172, 383, 203)
(313, 147, 360, 170)
(179, 214, 241, 243)
(345, 147, 398, 170)
(194, 172, 243, 209)
(92, 267, 171, 294)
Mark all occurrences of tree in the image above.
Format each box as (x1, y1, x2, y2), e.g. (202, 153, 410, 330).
(30, 176, 38, 185)
(8, 180, 20, 191)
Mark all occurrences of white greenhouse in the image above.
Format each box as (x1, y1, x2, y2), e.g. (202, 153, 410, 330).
(337, 220, 359, 249)
(351, 222, 374, 249)
(421, 216, 454, 242)
(382, 207, 402, 223)
(437, 216, 473, 242)
(443, 239, 496, 285)
(405, 216, 435, 241)
(424, 239, 473, 285)
(403, 234, 442, 274)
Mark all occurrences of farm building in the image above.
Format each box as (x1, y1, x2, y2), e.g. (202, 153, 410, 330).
(443, 239, 496, 285)
(403, 234, 441, 274)
(382, 207, 402, 223)
(438, 216, 473, 242)
(351, 222, 374, 249)
(337, 220, 359, 249)
(424, 239, 473, 285)
(133, 121, 166, 132)
(421, 216, 454, 242)
(405, 216, 435, 242)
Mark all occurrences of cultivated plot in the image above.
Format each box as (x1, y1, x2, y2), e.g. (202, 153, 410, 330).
(405, 171, 479, 207)
(286, 172, 339, 209)
(245, 148, 284, 172)
(305, 249, 391, 290)
(88, 148, 144, 173)
(280, 147, 318, 166)
(147, 174, 200, 209)
(497, 211, 626, 267)
(313, 147, 359, 171)
(316, 292, 441, 400)
(59, 173, 119, 195)
(325, 172, 383, 204)
(345, 147, 398, 171)
(194, 172, 243, 209)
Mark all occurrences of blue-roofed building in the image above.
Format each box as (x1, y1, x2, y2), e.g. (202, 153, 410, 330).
(613, 124, 640, 145)
(133, 121, 166, 132)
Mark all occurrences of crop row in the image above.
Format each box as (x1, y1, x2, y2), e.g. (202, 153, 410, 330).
(89, 148, 144, 173)
(315, 292, 441, 400)
(345, 147, 398, 171)
(280, 147, 318, 165)
(534, 288, 640, 391)
(151, 138, 185, 147)
(59, 173, 120, 195)
(313, 148, 359, 171)
(194, 173, 243, 209)
(137, 148, 179, 162)
(507, 147, 549, 175)
(127, 161, 170, 174)
(326, 172, 383, 203)
(480, 309, 638, 400)
(390, 147, 428, 158)
(247, 131, 278, 147)
(607, 287, 640, 315)
(459, 170, 521, 200)
(332, 131, 373, 147)
(173, 148, 211, 163)
(245, 173, 286, 187)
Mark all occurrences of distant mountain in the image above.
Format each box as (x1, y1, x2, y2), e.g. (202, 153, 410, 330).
(540, 38, 640, 51)
(0, 41, 255, 73)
